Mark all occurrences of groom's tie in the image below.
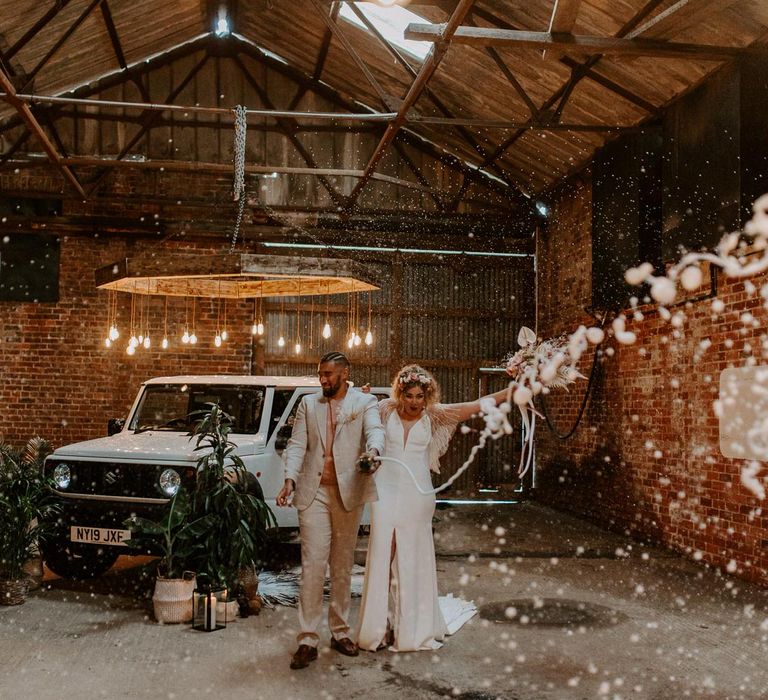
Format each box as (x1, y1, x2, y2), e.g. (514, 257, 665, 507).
(320, 400, 337, 485)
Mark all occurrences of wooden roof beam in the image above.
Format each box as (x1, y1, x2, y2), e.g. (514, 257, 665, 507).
(230, 34, 515, 203)
(548, 0, 582, 34)
(345, 0, 479, 210)
(404, 25, 762, 61)
(0, 67, 85, 198)
(559, 56, 659, 115)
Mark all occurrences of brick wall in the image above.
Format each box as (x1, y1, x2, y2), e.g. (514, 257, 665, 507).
(0, 235, 255, 448)
(535, 174, 768, 585)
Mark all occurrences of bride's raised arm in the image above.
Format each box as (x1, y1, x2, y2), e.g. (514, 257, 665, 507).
(441, 386, 511, 424)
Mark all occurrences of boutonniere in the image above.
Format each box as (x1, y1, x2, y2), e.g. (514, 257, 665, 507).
(337, 410, 361, 426)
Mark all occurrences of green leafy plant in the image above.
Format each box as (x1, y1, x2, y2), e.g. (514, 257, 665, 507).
(124, 488, 197, 579)
(0, 438, 60, 581)
(183, 404, 276, 588)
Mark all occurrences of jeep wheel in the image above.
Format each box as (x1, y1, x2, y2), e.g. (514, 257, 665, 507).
(41, 538, 120, 580)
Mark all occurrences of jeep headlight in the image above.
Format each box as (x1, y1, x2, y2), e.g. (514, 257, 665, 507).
(53, 463, 71, 489)
(158, 468, 181, 497)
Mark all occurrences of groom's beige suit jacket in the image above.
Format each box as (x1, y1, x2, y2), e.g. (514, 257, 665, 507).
(283, 390, 385, 511)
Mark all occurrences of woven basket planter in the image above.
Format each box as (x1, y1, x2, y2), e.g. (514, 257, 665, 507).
(152, 577, 195, 624)
(0, 577, 30, 606)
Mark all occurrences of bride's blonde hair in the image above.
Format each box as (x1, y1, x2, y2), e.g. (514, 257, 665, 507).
(392, 364, 440, 409)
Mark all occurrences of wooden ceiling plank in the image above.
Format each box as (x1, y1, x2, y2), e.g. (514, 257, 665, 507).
(548, 0, 583, 34)
(484, 45, 540, 118)
(559, 56, 659, 114)
(404, 25, 757, 61)
(308, 0, 393, 110)
(627, 0, 742, 40)
(0, 67, 85, 197)
(19, 0, 106, 93)
(346, 0, 482, 210)
(4, 0, 75, 62)
(100, 1, 126, 69)
(233, 53, 348, 209)
(312, 1, 341, 81)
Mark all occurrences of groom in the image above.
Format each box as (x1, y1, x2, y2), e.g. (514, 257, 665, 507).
(277, 351, 384, 670)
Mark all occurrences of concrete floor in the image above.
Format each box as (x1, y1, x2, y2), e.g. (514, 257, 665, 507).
(2, 501, 768, 700)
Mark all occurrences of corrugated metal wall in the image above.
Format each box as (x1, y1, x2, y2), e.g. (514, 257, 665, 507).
(263, 251, 534, 496)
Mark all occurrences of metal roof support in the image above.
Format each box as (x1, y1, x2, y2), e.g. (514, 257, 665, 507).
(309, 0, 393, 111)
(4, 0, 75, 63)
(20, 0, 106, 93)
(345, 0, 477, 211)
(233, 54, 348, 210)
(0, 67, 86, 197)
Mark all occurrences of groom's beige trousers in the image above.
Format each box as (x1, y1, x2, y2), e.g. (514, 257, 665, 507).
(297, 483, 363, 647)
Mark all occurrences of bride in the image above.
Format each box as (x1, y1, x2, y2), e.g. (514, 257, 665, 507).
(356, 365, 509, 652)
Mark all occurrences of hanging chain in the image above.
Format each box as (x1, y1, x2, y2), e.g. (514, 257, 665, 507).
(231, 104, 248, 253)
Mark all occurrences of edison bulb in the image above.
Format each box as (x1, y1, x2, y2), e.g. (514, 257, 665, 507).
(278, 335, 285, 348)
(221, 329, 228, 341)
(347, 336, 354, 349)
(322, 322, 331, 339)
(257, 322, 264, 335)
(214, 334, 222, 347)
(126, 344, 136, 356)
(251, 323, 257, 335)
(143, 336, 151, 349)
(190, 333, 197, 344)
(104, 338, 112, 348)
(129, 335, 139, 348)
(138, 334, 144, 344)
(294, 342, 302, 355)
(109, 326, 119, 341)
(161, 337, 169, 349)
(365, 330, 373, 345)
(182, 330, 190, 344)
(353, 333, 361, 347)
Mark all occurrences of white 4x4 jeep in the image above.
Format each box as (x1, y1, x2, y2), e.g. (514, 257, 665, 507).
(42, 375, 389, 579)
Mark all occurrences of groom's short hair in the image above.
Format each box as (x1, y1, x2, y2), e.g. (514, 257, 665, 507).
(319, 351, 350, 369)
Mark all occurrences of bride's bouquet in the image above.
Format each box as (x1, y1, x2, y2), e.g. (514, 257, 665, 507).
(503, 327, 584, 391)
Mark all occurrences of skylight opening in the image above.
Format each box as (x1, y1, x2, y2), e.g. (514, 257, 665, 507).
(339, 2, 432, 62)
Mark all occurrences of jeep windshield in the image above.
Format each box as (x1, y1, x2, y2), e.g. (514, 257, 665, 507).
(129, 384, 266, 434)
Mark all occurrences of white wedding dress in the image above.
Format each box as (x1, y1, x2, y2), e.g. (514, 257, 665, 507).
(356, 410, 477, 652)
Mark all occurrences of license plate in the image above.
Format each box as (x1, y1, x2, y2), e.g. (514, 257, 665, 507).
(70, 526, 130, 547)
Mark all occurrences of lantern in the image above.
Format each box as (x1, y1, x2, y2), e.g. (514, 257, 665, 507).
(192, 582, 229, 632)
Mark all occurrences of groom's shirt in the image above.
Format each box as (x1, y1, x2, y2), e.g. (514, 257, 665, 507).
(320, 397, 344, 486)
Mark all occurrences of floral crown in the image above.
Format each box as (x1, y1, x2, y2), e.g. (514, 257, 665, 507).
(397, 369, 432, 387)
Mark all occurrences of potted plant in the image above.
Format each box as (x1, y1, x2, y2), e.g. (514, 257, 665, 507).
(184, 404, 276, 618)
(124, 488, 197, 623)
(0, 438, 59, 605)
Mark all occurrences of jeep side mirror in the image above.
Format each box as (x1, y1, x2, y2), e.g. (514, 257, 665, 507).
(108, 418, 125, 436)
(275, 424, 293, 450)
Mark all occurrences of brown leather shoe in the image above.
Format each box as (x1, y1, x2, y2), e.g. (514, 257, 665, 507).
(290, 644, 318, 670)
(330, 637, 359, 657)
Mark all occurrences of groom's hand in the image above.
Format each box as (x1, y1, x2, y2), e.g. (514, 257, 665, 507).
(276, 479, 295, 507)
(362, 449, 380, 474)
